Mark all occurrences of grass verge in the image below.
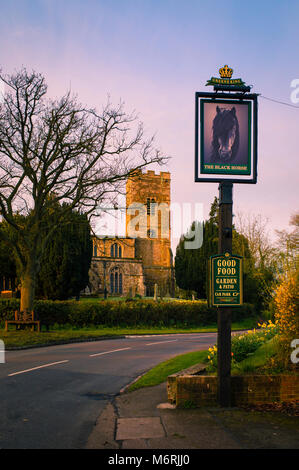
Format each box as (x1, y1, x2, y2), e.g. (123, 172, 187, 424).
(0, 329, 122, 349)
(0, 317, 256, 349)
(127, 350, 209, 392)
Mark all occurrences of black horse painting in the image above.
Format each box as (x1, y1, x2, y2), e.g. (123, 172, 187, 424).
(210, 106, 239, 162)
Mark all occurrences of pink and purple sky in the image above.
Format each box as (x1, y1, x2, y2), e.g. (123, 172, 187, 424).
(1, 0, 298, 250)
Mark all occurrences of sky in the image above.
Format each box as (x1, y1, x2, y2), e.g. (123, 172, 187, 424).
(0, 0, 298, 251)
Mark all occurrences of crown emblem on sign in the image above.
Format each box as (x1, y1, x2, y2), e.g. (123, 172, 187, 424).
(219, 65, 233, 79)
(206, 66, 245, 87)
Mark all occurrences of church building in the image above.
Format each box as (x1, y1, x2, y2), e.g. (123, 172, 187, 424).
(89, 170, 174, 297)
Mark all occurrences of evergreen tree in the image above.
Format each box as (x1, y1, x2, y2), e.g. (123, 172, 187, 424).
(36, 202, 93, 300)
(175, 197, 258, 302)
(0, 237, 17, 290)
(175, 197, 218, 298)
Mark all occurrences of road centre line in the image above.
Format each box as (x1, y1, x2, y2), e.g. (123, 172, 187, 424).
(89, 347, 131, 357)
(191, 334, 217, 338)
(8, 360, 69, 377)
(145, 340, 178, 346)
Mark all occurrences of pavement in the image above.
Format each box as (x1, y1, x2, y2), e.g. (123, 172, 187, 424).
(86, 381, 299, 450)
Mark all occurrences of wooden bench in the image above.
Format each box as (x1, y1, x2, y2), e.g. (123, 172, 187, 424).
(5, 310, 40, 332)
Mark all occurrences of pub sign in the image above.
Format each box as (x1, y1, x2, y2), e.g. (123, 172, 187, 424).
(195, 65, 258, 184)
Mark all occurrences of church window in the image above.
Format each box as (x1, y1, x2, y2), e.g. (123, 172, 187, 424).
(147, 198, 156, 215)
(111, 243, 122, 258)
(110, 267, 123, 294)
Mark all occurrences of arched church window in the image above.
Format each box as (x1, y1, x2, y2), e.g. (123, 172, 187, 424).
(110, 267, 123, 294)
(111, 243, 122, 258)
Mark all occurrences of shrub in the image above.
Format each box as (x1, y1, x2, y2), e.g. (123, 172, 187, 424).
(0, 299, 20, 325)
(231, 323, 277, 362)
(274, 270, 299, 367)
(207, 320, 278, 370)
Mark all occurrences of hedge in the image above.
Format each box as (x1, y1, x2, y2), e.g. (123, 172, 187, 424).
(0, 299, 256, 329)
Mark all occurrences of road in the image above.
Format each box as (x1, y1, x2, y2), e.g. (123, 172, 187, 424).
(0, 333, 218, 449)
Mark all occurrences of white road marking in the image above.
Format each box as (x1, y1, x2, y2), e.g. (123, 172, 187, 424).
(125, 334, 182, 338)
(145, 340, 178, 346)
(191, 334, 217, 338)
(125, 333, 217, 339)
(8, 360, 69, 377)
(89, 347, 131, 357)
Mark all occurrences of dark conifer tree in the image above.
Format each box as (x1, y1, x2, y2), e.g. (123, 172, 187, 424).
(175, 197, 218, 298)
(0, 238, 17, 290)
(175, 197, 258, 302)
(36, 202, 93, 300)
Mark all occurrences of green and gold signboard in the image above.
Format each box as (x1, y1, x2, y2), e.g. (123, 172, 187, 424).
(209, 253, 243, 307)
(205, 65, 245, 87)
(195, 64, 258, 184)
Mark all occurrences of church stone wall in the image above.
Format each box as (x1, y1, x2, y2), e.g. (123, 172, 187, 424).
(89, 257, 145, 297)
(93, 237, 135, 259)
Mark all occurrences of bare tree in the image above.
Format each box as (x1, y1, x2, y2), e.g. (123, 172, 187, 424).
(234, 212, 277, 270)
(275, 212, 299, 271)
(0, 68, 167, 312)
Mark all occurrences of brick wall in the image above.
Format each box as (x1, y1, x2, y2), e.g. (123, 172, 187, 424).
(169, 374, 299, 407)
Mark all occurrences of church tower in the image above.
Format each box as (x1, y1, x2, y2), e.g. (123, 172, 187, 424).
(126, 170, 174, 296)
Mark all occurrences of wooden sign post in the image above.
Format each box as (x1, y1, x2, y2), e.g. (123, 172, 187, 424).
(217, 181, 233, 407)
